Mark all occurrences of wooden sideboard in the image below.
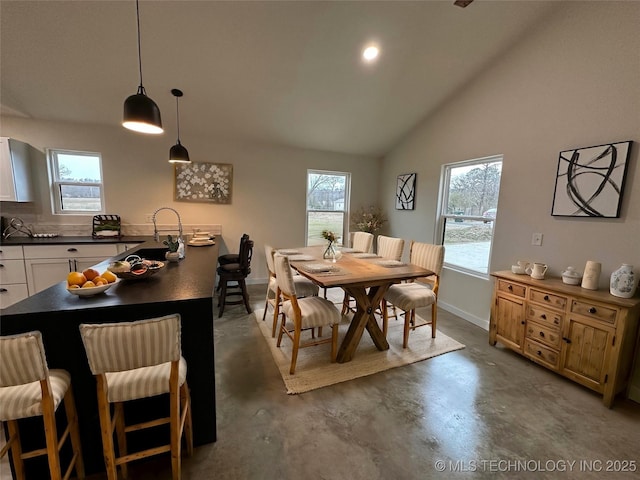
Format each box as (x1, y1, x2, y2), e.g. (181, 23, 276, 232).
(489, 270, 640, 407)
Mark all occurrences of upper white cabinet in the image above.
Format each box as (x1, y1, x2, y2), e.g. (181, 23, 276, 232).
(0, 137, 34, 202)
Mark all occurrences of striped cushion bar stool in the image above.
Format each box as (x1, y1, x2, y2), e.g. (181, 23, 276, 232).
(0, 331, 85, 480)
(79, 314, 193, 480)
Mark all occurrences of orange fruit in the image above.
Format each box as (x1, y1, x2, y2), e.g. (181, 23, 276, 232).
(68, 284, 80, 289)
(67, 271, 87, 287)
(81, 281, 96, 288)
(93, 277, 107, 286)
(82, 268, 100, 281)
(101, 271, 117, 283)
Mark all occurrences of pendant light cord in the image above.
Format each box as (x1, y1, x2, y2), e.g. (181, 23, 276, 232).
(135, 0, 145, 91)
(175, 96, 181, 144)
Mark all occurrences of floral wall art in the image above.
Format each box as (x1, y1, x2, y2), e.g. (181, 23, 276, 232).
(551, 141, 632, 218)
(174, 162, 233, 204)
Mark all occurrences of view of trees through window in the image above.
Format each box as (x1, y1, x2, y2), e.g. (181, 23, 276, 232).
(439, 158, 502, 274)
(49, 150, 103, 213)
(306, 171, 349, 246)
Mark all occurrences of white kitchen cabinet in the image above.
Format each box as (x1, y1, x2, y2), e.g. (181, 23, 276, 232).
(0, 245, 28, 308)
(23, 244, 118, 295)
(0, 137, 34, 202)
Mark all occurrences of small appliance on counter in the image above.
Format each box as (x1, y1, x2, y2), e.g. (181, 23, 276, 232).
(92, 214, 122, 238)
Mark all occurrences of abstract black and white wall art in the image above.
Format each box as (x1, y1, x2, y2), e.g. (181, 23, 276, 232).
(551, 141, 632, 218)
(396, 173, 416, 210)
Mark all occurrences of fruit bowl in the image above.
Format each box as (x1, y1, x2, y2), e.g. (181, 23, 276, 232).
(67, 279, 118, 297)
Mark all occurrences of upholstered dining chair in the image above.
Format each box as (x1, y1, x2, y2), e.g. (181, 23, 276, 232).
(381, 241, 445, 348)
(274, 254, 342, 375)
(79, 314, 193, 480)
(263, 245, 319, 337)
(0, 331, 85, 480)
(351, 231, 374, 253)
(341, 233, 404, 315)
(217, 238, 254, 317)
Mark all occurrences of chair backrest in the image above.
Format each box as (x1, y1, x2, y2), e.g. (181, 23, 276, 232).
(352, 232, 374, 253)
(273, 253, 296, 298)
(377, 235, 404, 261)
(239, 239, 254, 274)
(79, 314, 182, 375)
(238, 233, 249, 252)
(0, 331, 48, 387)
(264, 244, 275, 276)
(409, 241, 445, 291)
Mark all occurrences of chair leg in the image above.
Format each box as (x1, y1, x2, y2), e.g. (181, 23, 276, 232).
(431, 303, 437, 338)
(382, 299, 389, 337)
(181, 382, 194, 457)
(170, 379, 182, 480)
(403, 310, 412, 348)
(63, 387, 85, 479)
(114, 403, 128, 479)
(289, 327, 301, 375)
(218, 279, 227, 317)
(330, 324, 338, 362)
(6, 421, 25, 480)
(96, 377, 118, 480)
(341, 292, 350, 315)
(239, 279, 252, 314)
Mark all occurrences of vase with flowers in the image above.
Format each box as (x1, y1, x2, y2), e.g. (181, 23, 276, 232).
(350, 205, 387, 234)
(321, 230, 341, 262)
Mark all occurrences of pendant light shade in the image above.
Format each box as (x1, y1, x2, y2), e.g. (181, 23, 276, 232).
(122, 0, 163, 134)
(169, 88, 191, 164)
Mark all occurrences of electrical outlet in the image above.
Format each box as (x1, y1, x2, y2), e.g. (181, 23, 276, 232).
(145, 214, 154, 223)
(532, 233, 543, 246)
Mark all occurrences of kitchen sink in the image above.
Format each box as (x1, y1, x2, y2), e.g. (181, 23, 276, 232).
(127, 247, 168, 261)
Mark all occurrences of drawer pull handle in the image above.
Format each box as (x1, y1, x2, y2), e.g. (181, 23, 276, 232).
(562, 337, 572, 344)
(507, 285, 513, 290)
(521, 321, 525, 325)
(544, 295, 550, 301)
(0, 264, 4, 268)
(539, 332, 545, 338)
(537, 350, 542, 356)
(67, 248, 78, 252)
(554, 319, 559, 325)
(588, 307, 597, 314)
(540, 314, 547, 320)
(0, 288, 7, 293)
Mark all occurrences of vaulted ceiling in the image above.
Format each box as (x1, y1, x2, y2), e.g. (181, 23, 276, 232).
(0, 1, 559, 156)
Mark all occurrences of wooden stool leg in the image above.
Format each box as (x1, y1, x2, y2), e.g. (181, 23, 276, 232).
(218, 279, 227, 317)
(240, 279, 252, 314)
(114, 403, 128, 479)
(431, 303, 437, 338)
(41, 383, 63, 480)
(170, 366, 182, 480)
(96, 377, 118, 480)
(6, 421, 25, 480)
(403, 310, 411, 348)
(181, 382, 194, 457)
(63, 387, 86, 479)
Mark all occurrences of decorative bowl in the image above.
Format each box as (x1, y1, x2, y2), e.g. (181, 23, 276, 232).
(67, 279, 118, 297)
(113, 260, 165, 280)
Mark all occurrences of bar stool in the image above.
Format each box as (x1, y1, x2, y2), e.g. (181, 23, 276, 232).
(217, 238, 254, 317)
(0, 331, 85, 480)
(79, 314, 193, 480)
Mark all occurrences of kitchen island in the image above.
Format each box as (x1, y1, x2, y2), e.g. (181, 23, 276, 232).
(0, 240, 219, 475)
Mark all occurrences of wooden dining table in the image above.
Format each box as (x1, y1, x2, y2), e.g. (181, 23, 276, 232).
(282, 246, 434, 363)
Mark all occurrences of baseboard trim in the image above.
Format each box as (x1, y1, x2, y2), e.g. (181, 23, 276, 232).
(439, 300, 489, 331)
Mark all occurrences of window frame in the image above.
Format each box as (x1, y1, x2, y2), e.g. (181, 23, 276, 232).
(47, 148, 105, 215)
(435, 155, 503, 278)
(305, 169, 351, 247)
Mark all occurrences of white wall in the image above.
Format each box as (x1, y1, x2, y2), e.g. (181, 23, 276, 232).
(0, 117, 380, 282)
(381, 2, 640, 326)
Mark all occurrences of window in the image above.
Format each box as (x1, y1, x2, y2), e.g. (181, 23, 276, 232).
(436, 156, 502, 276)
(48, 149, 104, 214)
(306, 170, 350, 246)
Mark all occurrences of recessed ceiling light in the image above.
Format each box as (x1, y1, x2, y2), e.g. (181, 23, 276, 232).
(362, 45, 379, 62)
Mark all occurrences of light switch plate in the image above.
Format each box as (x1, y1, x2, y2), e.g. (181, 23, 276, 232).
(532, 233, 543, 246)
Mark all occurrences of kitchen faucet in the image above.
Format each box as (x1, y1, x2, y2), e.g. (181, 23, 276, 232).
(152, 207, 183, 243)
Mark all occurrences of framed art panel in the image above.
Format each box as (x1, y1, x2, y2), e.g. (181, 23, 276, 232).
(396, 173, 416, 210)
(175, 162, 232, 203)
(551, 141, 632, 218)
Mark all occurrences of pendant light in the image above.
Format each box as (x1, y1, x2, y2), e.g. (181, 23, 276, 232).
(122, 0, 163, 134)
(169, 89, 191, 163)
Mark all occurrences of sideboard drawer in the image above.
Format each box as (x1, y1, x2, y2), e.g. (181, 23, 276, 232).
(497, 280, 526, 298)
(571, 300, 617, 324)
(0, 259, 27, 284)
(524, 339, 559, 370)
(529, 288, 567, 310)
(526, 321, 562, 349)
(527, 304, 563, 329)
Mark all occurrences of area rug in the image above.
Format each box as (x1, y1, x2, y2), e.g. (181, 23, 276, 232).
(254, 309, 465, 394)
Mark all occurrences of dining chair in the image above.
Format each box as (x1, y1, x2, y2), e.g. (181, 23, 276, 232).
(263, 245, 319, 337)
(274, 254, 341, 374)
(341, 233, 404, 315)
(382, 241, 445, 347)
(351, 231, 374, 253)
(79, 314, 193, 480)
(0, 331, 85, 480)
(217, 238, 254, 317)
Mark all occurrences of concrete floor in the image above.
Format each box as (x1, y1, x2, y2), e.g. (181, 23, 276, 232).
(4, 284, 640, 479)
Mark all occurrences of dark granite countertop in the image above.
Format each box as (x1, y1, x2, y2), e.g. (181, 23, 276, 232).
(1, 240, 219, 316)
(0, 235, 153, 246)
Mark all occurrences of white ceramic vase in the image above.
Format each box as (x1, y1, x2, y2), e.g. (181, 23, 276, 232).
(610, 264, 637, 298)
(581, 260, 601, 290)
